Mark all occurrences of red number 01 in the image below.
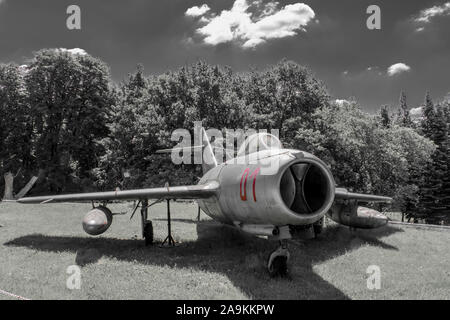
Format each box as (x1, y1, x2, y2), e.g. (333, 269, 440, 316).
(240, 167, 260, 202)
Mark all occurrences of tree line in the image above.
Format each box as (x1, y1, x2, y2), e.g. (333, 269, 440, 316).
(0, 49, 449, 224)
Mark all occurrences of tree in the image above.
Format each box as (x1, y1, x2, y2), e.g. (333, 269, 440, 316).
(243, 60, 330, 143)
(292, 100, 434, 209)
(395, 91, 414, 128)
(417, 93, 450, 224)
(421, 92, 435, 138)
(379, 105, 392, 128)
(442, 101, 450, 224)
(95, 66, 166, 189)
(0, 64, 33, 200)
(25, 49, 114, 192)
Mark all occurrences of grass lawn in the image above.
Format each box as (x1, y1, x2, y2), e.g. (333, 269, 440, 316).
(0, 201, 449, 300)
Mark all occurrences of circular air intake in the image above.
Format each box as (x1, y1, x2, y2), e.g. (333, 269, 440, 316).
(280, 161, 334, 216)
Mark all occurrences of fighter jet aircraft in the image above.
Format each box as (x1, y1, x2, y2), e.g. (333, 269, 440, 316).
(18, 128, 392, 276)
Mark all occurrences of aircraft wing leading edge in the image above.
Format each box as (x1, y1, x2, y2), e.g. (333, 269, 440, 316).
(17, 181, 220, 204)
(334, 188, 393, 203)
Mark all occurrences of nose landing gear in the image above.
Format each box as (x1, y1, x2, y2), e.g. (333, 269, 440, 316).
(267, 239, 290, 277)
(267, 225, 291, 277)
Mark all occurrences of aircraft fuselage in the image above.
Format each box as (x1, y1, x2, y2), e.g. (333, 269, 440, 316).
(197, 149, 336, 228)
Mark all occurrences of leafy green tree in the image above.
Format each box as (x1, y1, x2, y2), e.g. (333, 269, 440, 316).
(25, 49, 113, 192)
(243, 60, 330, 142)
(95, 66, 166, 189)
(293, 100, 434, 208)
(185, 62, 248, 130)
(0, 64, 33, 199)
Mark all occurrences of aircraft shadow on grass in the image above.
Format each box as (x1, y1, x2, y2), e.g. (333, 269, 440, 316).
(5, 221, 403, 299)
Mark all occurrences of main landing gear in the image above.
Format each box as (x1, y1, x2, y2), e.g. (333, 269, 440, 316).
(137, 198, 176, 247)
(140, 199, 154, 246)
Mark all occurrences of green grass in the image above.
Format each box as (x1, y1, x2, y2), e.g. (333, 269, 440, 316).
(0, 201, 449, 300)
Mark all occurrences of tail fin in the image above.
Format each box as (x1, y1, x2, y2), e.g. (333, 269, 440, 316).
(155, 127, 218, 174)
(201, 127, 218, 174)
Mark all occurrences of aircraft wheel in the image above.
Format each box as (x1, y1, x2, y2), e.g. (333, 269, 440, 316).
(313, 217, 324, 237)
(267, 246, 289, 277)
(144, 221, 153, 246)
(268, 256, 288, 277)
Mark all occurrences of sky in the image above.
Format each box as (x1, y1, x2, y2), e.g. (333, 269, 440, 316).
(0, 0, 449, 113)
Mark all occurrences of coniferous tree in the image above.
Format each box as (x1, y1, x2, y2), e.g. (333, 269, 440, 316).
(421, 92, 435, 137)
(396, 91, 414, 128)
(379, 105, 391, 128)
(417, 93, 449, 224)
(438, 101, 450, 224)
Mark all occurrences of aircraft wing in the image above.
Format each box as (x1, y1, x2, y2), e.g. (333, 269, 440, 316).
(17, 181, 219, 204)
(335, 188, 393, 203)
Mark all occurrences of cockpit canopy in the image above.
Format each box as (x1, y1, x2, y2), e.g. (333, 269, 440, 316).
(237, 133, 283, 156)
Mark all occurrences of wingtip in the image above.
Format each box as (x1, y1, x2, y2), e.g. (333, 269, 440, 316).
(1, 199, 18, 203)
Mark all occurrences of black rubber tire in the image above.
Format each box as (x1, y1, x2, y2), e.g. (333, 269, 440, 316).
(144, 221, 153, 246)
(268, 256, 288, 277)
(313, 218, 324, 236)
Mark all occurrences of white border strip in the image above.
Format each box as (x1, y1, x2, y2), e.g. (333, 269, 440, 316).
(0, 288, 31, 300)
(389, 221, 450, 230)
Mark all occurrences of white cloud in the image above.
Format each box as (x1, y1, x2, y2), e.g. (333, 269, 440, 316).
(199, 16, 211, 24)
(188, 0, 315, 48)
(409, 107, 423, 118)
(59, 48, 88, 56)
(243, 38, 266, 48)
(17, 64, 29, 74)
(335, 99, 350, 107)
(387, 63, 411, 76)
(410, 106, 424, 123)
(185, 4, 211, 17)
(414, 2, 450, 23)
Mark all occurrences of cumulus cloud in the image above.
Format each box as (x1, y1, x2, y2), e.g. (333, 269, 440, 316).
(410, 107, 423, 118)
(335, 99, 351, 107)
(185, 4, 210, 17)
(414, 2, 450, 23)
(16, 64, 29, 74)
(186, 0, 315, 48)
(387, 63, 411, 76)
(59, 48, 88, 56)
